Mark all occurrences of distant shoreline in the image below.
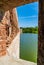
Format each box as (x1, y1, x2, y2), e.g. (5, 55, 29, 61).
(20, 26, 38, 34)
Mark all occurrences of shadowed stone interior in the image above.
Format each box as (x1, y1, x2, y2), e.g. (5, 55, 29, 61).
(0, 9, 4, 21)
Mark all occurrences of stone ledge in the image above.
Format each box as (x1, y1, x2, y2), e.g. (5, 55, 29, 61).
(0, 55, 37, 65)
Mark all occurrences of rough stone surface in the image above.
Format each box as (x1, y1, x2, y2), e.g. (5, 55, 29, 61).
(0, 41, 6, 56)
(0, 23, 7, 56)
(0, 8, 19, 56)
(0, 0, 38, 11)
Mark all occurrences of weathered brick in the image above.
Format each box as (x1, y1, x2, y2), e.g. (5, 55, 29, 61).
(0, 40, 6, 56)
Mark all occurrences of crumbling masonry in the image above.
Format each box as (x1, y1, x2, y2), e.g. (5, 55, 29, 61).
(0, 8, 19, 56)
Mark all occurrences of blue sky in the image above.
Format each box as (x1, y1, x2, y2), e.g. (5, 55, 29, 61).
(16, 2, 38, 27)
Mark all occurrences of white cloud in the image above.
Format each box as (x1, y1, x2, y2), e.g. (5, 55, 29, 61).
(18, 16, 38, 19)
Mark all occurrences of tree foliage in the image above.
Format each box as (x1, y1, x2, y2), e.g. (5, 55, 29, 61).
(20, 26, 38, 34)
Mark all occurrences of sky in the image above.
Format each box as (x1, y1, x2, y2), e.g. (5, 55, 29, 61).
(16, 2, 38, 27)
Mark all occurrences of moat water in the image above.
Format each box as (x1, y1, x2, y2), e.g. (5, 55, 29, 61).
(20, 33, 38, 63)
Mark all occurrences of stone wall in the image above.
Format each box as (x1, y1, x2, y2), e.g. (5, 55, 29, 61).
(0, 8, 19, 56)
(7, 32, 20, 58)
(0, 23, 7, 56)
(0, 0, 38, 11)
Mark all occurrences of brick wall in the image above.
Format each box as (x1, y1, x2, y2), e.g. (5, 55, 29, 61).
(0, 8, 19, 56)
(0, 24, 7, 56)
